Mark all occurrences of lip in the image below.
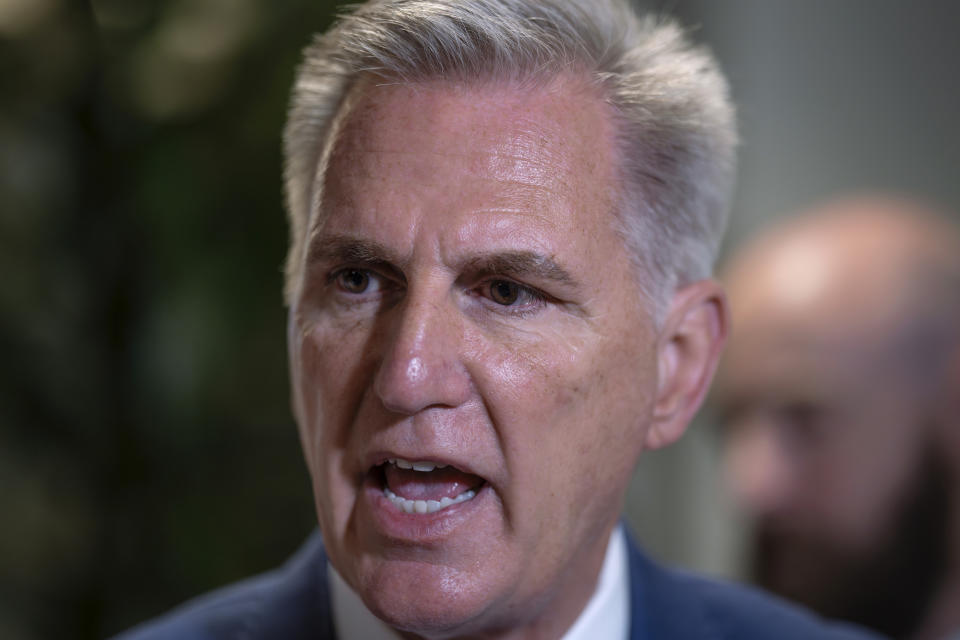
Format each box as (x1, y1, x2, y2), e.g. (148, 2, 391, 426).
(359, 465, 494, 545)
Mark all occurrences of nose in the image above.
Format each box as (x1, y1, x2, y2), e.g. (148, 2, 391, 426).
(373, 293, 472, 415)
(724, 417, 796, 519)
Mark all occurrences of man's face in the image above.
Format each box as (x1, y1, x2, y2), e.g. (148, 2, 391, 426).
(716, 325, 925, 553)
(713, 255, 945, 633)
(287, 77, 660, 635)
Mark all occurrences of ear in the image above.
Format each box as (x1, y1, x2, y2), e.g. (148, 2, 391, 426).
(643, 279, 729, 451)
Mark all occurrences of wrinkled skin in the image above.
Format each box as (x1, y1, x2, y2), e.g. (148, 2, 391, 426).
(287, 76, 725, 639)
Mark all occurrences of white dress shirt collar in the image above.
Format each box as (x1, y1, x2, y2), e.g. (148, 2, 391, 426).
(329, 525, 630, 640)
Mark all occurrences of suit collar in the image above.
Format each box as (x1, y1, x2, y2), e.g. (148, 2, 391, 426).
(625, 527, 713, 640)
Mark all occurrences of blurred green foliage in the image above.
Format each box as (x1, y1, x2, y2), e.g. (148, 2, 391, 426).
(0, 0, 341, 637)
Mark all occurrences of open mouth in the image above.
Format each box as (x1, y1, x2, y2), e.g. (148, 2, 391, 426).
(375, 458, 485, 515)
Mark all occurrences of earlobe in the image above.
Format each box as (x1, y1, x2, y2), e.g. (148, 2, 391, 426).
(644, 280, 728, 450)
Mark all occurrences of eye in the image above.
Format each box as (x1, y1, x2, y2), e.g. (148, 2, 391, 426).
(479, 278, 547, 314)
(333, 268, 380, 294)
(489, 280, 520, 305)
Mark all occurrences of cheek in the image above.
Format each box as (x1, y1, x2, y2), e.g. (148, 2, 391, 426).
(294, 317, 378, 480)
(824, 417, 921, 543)
(296, 319, 385, 541)
(475, 327, 655, 488)
(566, 348, 657, 490)
(299, 317, 373, 413)
(468, 329, 599, 422)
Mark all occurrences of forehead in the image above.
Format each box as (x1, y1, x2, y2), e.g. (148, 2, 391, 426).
(315, 76, 622, 241)
(332, 74, 614, 169)
(718, 245, 922, 412)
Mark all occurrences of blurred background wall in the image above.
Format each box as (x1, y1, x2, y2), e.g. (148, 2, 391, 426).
(1, 1, 959, 638)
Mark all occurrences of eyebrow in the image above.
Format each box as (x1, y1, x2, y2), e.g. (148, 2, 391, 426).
(306, 234, 404, 270)
(306, 234, 578, 289)
(461, 251, 577, 288)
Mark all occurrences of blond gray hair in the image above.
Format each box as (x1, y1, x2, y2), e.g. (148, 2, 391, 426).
(283, 0, 737, 310)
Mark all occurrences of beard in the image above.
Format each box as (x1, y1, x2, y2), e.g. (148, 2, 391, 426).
(750, 443, 950, 639)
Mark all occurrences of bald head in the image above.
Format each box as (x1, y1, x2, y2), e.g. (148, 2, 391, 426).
(714, 194, 960, 637)
(725, 196, 960, 357)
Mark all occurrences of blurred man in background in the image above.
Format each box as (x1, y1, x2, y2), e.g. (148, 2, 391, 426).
(713, 195, 960, 639)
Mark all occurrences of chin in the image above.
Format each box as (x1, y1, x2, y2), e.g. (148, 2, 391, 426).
(357, 559, 508, 638)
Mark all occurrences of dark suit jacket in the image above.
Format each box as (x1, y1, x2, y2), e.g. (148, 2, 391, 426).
(114, 530, 884, 639)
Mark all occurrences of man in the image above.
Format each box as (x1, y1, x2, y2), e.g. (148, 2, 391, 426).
(714, 196, 960, 639)
(117, 1, 878, 638)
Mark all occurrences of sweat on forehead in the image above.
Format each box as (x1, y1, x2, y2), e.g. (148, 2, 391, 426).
(309, 75, 621, 236)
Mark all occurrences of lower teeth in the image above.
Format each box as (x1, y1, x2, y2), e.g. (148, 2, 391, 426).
(383, 486, 477, 514)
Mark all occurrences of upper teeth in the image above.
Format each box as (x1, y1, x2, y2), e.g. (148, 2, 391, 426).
(389, 458, 447, 472)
